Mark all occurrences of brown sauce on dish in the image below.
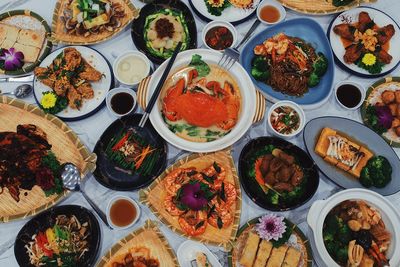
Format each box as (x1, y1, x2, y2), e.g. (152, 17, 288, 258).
(336, 84, 362, 108)
(111, 92, 134, 115)
(205, 26, 234, 50)
(110, 199, 137, 227)
(259, 5, 281, 23)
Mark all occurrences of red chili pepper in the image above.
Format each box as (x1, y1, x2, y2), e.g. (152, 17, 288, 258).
(112, 132, 130, 151)
(36, 232, 53, 257)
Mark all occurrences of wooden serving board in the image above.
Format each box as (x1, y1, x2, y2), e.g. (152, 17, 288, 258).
(97, 220, 178, 267)
(277, 0, 376, 15)
(139, 150, 242, 251)
(51, 0, 139, 45)
(0, 96, 96, 222)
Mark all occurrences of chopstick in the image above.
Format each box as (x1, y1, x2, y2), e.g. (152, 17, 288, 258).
(139, 42, 183, 128)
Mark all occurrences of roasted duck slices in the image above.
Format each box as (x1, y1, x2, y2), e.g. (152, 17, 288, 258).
(0, 124, 63, 202)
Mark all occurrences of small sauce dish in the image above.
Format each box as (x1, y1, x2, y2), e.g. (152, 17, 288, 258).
(334, 81, 365, 110)
(112, 50, 151, 87)
(267, 100, 306, 139)
(106, 87, 137, 117)
(106, 195, 140, 230)
(202, 21, 237, 51)
(257, 0, 286, 26)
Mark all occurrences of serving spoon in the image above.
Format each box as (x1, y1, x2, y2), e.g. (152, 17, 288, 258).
(0, 84, 33, 98)
(60, 163, 113, 229)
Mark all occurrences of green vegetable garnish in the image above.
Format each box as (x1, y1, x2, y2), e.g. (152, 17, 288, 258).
(360, 156, 392, 188)
(189, 54, 211, 77)
(204, 0, 231, 16)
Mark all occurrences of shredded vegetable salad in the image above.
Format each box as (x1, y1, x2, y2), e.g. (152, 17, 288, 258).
(25, 215, 90, 267)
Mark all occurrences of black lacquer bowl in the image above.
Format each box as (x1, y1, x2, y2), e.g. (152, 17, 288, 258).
(131, 0, 197, 65)
(238, 137, 319, 211)
(14, 205, 101, 267)
(93, 114, 167, 191)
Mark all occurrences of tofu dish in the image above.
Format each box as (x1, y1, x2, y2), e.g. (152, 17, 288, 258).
(34, 47, 103, 110)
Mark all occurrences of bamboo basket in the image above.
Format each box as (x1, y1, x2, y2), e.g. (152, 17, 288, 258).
(139, 149, 242, 251)
(97, 220, 179, 267)
(0, 96, 96, 222)
(277, 0, 376, 15)
(51, 0, 139, 45)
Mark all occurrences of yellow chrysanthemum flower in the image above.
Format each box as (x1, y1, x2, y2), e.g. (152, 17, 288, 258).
(362, 53, 376, 66)
(41, 92, 57, 109)
(208, 0, 225, 7)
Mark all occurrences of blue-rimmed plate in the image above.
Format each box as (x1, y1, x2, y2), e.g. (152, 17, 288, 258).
(33, 46, 113, 121)
(328, 7, 400, 78)
(240, 18, 335, 110)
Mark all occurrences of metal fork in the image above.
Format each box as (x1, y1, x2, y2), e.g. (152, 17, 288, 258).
(218, 19, 261, 70)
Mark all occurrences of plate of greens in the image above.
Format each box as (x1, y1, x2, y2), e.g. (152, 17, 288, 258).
(188, 0, 259, 25)
(131, 0, 197, 65)
(238, 136, 319, 211)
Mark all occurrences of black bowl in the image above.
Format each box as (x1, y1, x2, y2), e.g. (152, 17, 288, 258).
(14, 205, 101, 267)
(93, 114, 167, 191)
(238, 136, 319, 211)
(131, 0, 197, 65)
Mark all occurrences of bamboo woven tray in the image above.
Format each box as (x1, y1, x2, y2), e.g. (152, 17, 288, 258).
(137, 76, 266, 124)
(139, 150, 242, 251)
(228, 216, 313, 266)
(51, 0, 139, 45)
(277, 0, 376, 15)
(97, 220, 178, 267)
(0, 96, 96, 223)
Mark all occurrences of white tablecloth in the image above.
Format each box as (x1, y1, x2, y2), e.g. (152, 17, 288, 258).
(0, 0, 399, 266)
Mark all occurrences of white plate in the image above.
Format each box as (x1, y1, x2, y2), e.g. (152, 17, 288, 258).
(147, 49, 257, 153)
(329, 7, 400, 77)
(177, 240, 222, 267)
(189, 0, 259, 25)
(33, 46, 112, 121)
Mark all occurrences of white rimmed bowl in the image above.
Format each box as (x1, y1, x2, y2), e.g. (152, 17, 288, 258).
(307, 188, 400, 267)
(201, 21, 238, 51)
(177, 240, 222, 267)
(106, 87, 137, 117)
(334, 81, 365, 110)
(257, 0, 286, 26)
(112, 50, 151, 87)
(147, 49, 257, 153)
(106, 195, 141, 230)
(267, 100, 305, 139)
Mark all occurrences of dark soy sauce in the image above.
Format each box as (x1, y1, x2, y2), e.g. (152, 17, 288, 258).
(336, 84, 362, 108)
(111, 92, 134, 115)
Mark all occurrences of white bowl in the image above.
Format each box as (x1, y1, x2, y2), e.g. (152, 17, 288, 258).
(112, 50, 151, 87)
(201, 21, 238, 51)
(307, 188, 400, 267)
(106, 87, 137, 117)
(106, 195, 141, 230)
(147, 49, 257, 153)
(334, 81, 365, 110)
(177, 240, 222, 267)
(257, 0, 286, 26)
(267, 100, 305, 139)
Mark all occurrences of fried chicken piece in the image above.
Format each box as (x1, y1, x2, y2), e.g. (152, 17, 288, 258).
(377, 49, 393, 64)
(388, 103, 397, 116)
(291, 166, 304, 187)
(333, 23, 356, 41)
(76, 82, 94, 99)
(63, 47, 82, 71)
(67, 87, 82, 109)
(395, 90, 400, 103)
(79, 61, 102, 81)
(381, 90, 395, 104)
(53, 77, 73, 96)
(395, 126, 400, 137)
(358, 11, 375, 33)
(275, 165, 293, 182)
(34, 67, 55, 88)
(344, 44, 364, 64)
(274, 182, 293, 192)
(377, 24, 395, 44)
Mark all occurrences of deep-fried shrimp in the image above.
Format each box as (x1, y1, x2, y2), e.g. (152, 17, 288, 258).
(164, 194, 184, 216)
(178, 210, 207, 236)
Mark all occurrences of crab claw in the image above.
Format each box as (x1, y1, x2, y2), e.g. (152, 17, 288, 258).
(163, 78, 186, 121)
(217, 81, 240, 131)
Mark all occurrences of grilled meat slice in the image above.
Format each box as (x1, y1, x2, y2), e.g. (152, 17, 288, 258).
(344, 44, 364, 64)
(377, 24, 395, 45)
(358, 11, 375, 33)
(377, 49, 393, 64)
(17, 124, 51, 150)
(333, 23, 356, 41)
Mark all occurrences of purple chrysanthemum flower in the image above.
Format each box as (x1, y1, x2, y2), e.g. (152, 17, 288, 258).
(255, 214, 287, 241)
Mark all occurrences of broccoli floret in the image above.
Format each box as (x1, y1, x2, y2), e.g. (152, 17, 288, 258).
(266, 190, 279, 205)
(360, 167, 373, 188)
(361, 156, 392, 188)
(324, 241, 339, 255)
(338, 224, 352, 244)
(336, 246, 349, 264)
(313, 52, 328, 77)
(308, 72, 320, 87)
(251, 67, 270, 81)
(252, 56, 268, 71)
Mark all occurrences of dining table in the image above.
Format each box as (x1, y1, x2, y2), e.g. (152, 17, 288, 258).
(0, 0, 400, 266)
